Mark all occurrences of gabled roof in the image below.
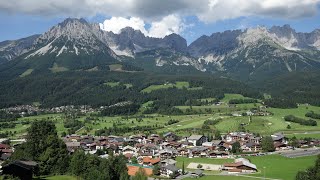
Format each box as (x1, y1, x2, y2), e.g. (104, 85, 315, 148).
(224, 158, 257, 170)
(65, 142, 80, 147)
(188, 135, 204, 140)
(161, 159, 177, 165)
(0, 143, 10, 149)
(164, 164, 179, 172)
(142, 157, 160, 165)
(271, 133, 284, 141)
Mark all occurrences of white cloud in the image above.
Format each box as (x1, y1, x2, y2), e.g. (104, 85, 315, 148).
(148, 15, 185, 38)
(99, 15, 186, 38)
(99, 17, 148, 34)
(197, 0, 320, 22)
(0, 0, 319, 23)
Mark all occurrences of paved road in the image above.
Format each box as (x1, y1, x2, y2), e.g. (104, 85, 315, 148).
(281, 149, 320, 158)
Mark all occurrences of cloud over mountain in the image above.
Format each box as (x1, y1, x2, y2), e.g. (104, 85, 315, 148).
(1, 0, 319, 22)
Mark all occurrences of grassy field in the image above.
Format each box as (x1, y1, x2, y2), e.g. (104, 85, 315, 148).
(50, 63, 68, 73)
(109, 64, 122, 71)
(286, 133, 320, 139)
(221, 94, 251, 103)
(141, 81, 202, 93)
(104, 82, 120, 87)
(3, 93, 320, 138)
(247, 155, 316, 180)
(176, 157, 233, 169)
(0, 113, 67, 138)
(20, 68, 34, 77)
(104, 81, 133, 88)
(177, 155, 317, 180)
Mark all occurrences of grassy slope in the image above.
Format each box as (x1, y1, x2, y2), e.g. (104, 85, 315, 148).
(141, 81, 201, 93)
(19, 68, 34, 77)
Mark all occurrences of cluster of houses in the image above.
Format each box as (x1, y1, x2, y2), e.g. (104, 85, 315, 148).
(1, 131, 319, 178)
(60, 131, 320, 178)
(2, 105, 95, 116)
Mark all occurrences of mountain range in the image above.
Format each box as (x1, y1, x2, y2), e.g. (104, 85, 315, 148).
(1, 18, 320, 81)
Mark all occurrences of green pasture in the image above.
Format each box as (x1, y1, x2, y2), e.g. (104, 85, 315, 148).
(141, 81, 202, 93)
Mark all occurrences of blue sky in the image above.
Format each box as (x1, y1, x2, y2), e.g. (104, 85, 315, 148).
(1, 0, 320, 44)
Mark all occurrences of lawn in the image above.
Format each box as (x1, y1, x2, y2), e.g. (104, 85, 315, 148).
(178, 155, 317, 180)
(176, 157, 233, 169)
(109, 64, 122, 71)
(286, 133, 320, 139)
(50, 63, 68, 73)
(247, 155, 317, 180)
(221, 94, 251, 103)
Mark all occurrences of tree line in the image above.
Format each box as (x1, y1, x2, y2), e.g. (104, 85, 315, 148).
(7, 120, 130, 180)
(284, 115, 317, 126)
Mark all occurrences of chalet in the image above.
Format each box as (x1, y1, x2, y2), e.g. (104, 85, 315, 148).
(177, 148, 188, 156)
(225, 132, 252, 142)
(242, 142, 261, 152)
(271, 133, 286, 144)
(159, 148, 177, 159)
(274, 142, 288, 151)
(202, 142, 215, 149)
(188, 135, 207, 146)
(223, 158, 257, 173)
(0, 144, 10, 150)
(207, 151, 229, 158)
(189, 146, 209, 157)
(65, 142, 81, 153)
(160, 159, 177, 167)
(163, 132, 179, 142)
(122, 146, 136, 155)
(160, 164, 179, 178)
(2, 160, 38, 180)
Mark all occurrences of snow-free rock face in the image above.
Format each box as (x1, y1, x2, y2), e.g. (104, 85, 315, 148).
(0, 34, 39, 64)
(100, 27, 188, 57)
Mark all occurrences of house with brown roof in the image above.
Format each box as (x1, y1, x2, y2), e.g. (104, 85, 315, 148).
(223, 158, 257, 173)
(142, 157, 160, 166)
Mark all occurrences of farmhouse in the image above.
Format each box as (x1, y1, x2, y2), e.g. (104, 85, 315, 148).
(223, 158, 257, 173)
(2, 160, 38, 180)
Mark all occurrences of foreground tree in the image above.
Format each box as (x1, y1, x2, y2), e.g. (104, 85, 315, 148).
(296, 155, 320, 180)
(11, 120, 69, 175)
